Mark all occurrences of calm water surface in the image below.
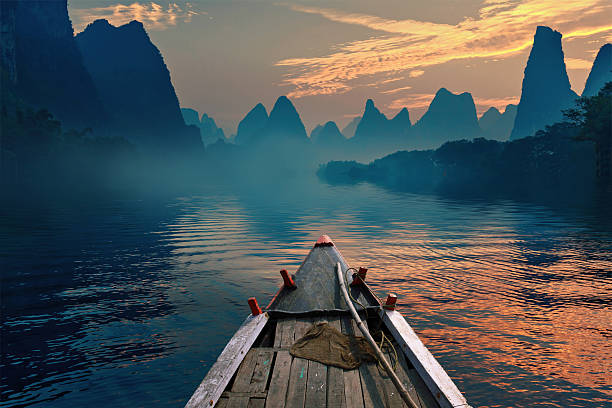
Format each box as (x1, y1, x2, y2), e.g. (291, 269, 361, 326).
(1, 177, 611, 407)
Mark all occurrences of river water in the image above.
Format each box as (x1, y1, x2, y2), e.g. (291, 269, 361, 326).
(1, 176, 611, 407)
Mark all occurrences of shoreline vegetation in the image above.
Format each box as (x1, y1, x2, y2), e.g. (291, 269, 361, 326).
(318, 84, 612, 198)
(0, 1, 610, 201)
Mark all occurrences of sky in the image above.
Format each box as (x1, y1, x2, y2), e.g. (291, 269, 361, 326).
(68, 0, 612, 135)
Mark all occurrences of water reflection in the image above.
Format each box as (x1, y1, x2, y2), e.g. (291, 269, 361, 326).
(1, 177, 610, 407)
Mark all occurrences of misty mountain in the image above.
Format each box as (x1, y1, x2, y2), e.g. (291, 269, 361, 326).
(76, 19, 202, 152)
(341, 116, 360, 139)
(261, 96, 308, 144)
(235, 103, 268, 145)
(200, 113, 225, 146)
(412, 88, 480, 148)
(582, 43, 612, 97)
(390, 108, 411, 135)
(181, 108, 226, 146)
(352, 99, 410, 143)
(479, 104, 517, 141)
(310, 121, 346, 147)
(4, 0, 106, 130)
(510, 26, 578, 140)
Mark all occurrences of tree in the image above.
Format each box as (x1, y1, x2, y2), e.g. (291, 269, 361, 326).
(564, 81, 612, 185)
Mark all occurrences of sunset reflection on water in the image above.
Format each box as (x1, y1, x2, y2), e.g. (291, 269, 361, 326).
(1, 181, 610, 407)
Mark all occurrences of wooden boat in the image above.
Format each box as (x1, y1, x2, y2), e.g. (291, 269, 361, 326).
(185, 235, 471, 408)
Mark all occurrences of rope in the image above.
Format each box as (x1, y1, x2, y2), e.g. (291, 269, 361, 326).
(343, 267, 398, 372)
(337, 262, 420, 408)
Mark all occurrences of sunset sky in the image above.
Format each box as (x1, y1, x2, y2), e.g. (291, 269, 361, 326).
(68, 0, 612, 135)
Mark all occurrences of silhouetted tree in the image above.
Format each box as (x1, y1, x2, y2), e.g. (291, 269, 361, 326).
(564, 81, 612, 185)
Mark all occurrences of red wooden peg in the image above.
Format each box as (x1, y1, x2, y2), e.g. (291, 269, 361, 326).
(280, 269, 297, 289)
(350, 267, 368, 286)
(384, 293, 398, 310)
(248, 297, 262, 316)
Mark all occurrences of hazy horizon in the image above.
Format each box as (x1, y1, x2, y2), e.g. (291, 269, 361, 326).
(67, 0, 612, 135)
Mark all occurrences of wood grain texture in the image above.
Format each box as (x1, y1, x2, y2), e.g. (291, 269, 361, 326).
(285, 355, 308, 407)
(250, 350, 274, 392)
(265, 351, 292, 408)
(326, 317, 347, 408)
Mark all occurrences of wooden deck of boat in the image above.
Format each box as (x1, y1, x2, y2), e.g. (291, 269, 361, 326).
(215, 314, 440, 408)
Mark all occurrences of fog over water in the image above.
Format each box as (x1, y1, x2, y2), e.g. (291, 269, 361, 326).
(1, 174, 610, 408)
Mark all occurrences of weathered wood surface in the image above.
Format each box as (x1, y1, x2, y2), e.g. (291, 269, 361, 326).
(265, 319, 295, 408)
(305, 318, 328, 407)
(267, 245, 379, 313)
(185, 313, 269, 408)
(326, 317, 347, 408)
(380, 309, 470, 408)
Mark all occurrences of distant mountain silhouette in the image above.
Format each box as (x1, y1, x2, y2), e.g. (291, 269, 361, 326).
(341, 116, 360, 139)
(261, 96, 308, 143)
(412, 88, 480, 147)
(76, 19, 202, 152)
(353, 99, 389, 142)
(351, 99, 411, 142)
(582, 43, 612, 97)
(7, 0, 106, 129)
(181, 108, 200, 126)
(510, 26, 578, 140)
(479, 104, 517, 141)
(181, 108, 226, 146)
(199, 113, 225, 146)
(235, 103, 268, 145)
(310, 121, 346, 147)
(389, 107, 411, 135)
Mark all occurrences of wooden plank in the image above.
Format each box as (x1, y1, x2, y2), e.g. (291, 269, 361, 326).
(216, 397, 228, 408)
(394, 347, 438, 408)
(327, 317, 347, 408)
(285, 317, 312, 407)
(360, 360, 388, 408)
(381, 348, 406, 408)
(228, 349, 259, 407)
(380, 309, 470, 408)
(280, 318, 296, 347)
(340, 316, 365, 408)
(294, 318, 311, 339)
(221, 392, 267, 399)
(186, 313, 269, 408)
(250, 350, 274, 392)
(285, 355, 308, 407)
(348, 316, 387, 408)
(227, 397, 249, 408)
(248, 398, 265, 408)
(305, 359, 327, 407)
(305, 318, 327, 407)
(265, 351, 292, 408)
(232, 349, 259, 392)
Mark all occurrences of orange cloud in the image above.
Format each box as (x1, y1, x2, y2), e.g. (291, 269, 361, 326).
(565, 57, 594, 70)
(277, 0, 612, 98)
(381, 85, 413, 95)
(408, 70, 425, 78)
(71, 2, 201, 32)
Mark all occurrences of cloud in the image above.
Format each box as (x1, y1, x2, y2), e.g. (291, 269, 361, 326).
(381, 86, 413, 95)
(388, 94, 436, 112)
(277, 0, 612, 98)
(473, 96, 520, 116)
(408, 70, 425, 78)
(565, 57, 594, 70)
(71, 2, 202, 32)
